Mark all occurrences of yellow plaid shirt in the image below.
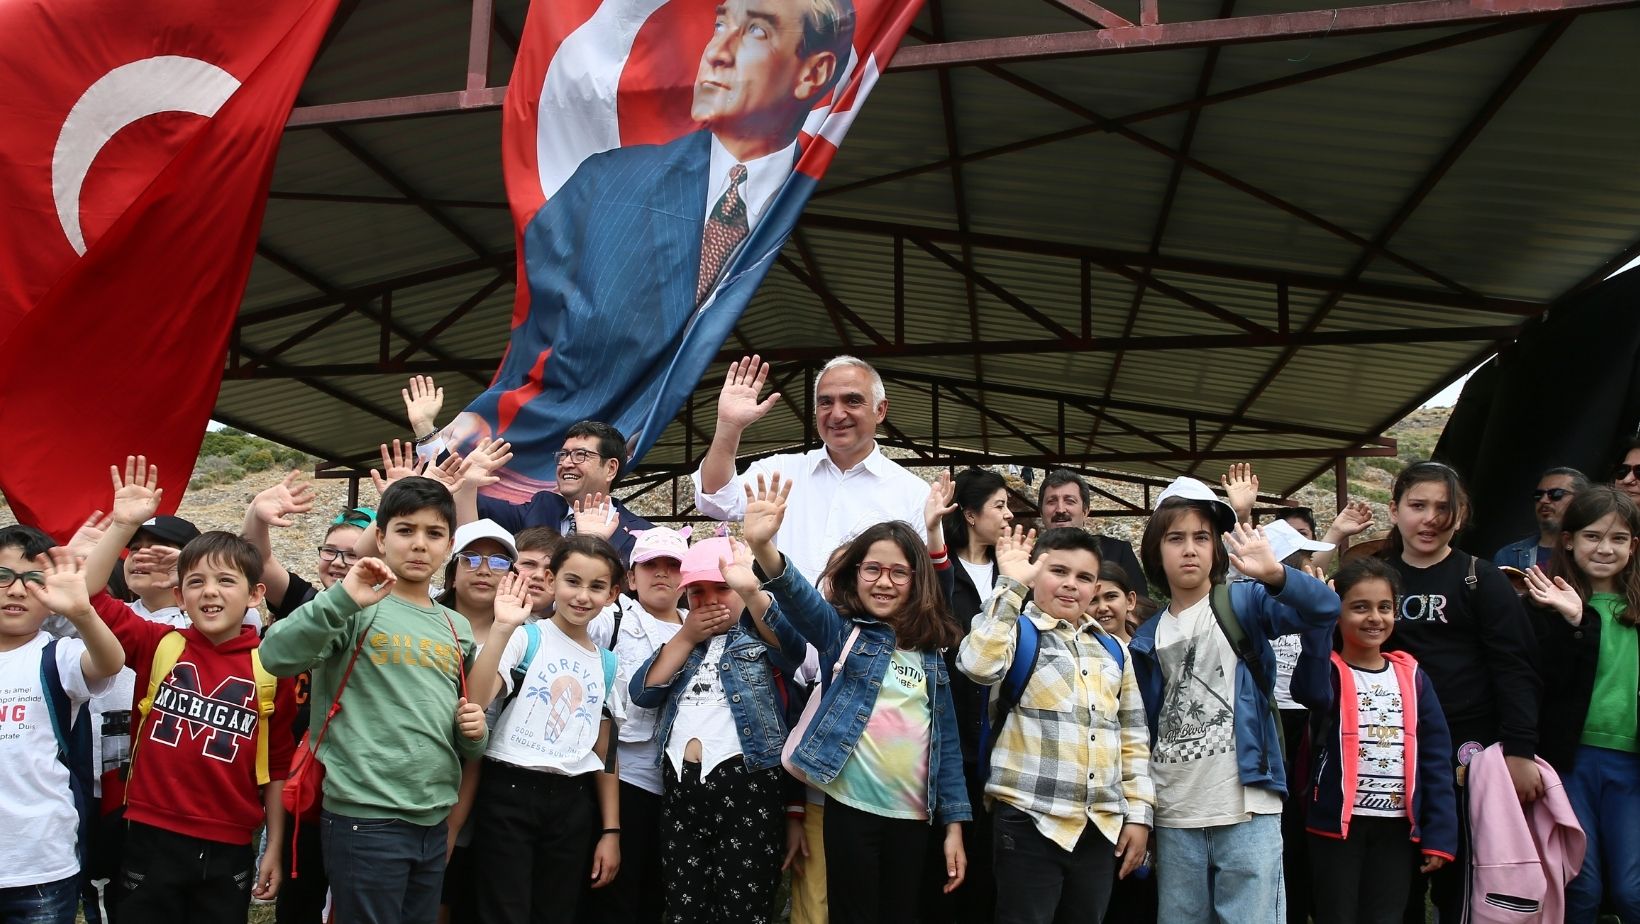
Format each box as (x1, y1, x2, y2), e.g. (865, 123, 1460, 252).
(956, 577, 1155, 850)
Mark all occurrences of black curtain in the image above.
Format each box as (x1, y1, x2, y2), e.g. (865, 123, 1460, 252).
(1435, 270, 1640, 558)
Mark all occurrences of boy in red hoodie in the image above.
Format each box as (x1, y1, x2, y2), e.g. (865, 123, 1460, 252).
(81, 460, 297, 924)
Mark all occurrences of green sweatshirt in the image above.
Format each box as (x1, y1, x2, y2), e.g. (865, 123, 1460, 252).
(260, 583, 487, 824)
(1582, 593, 1639, 753)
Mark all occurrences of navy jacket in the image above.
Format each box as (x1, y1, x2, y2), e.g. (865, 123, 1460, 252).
(1128, 567, 1339, 797)
(1293, 651, 1459, 860)
(478, 491, 653, 561)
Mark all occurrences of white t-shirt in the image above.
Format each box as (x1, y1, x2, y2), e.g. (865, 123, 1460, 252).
(957, 557, 997, 621)
(491, 620, 626, 776)
(1151, 595, 1283, 827)
(589, 597, 685, 796)
(0, 633, 111, 887)
(1271, 633, 1303, 711)
(1348, 664, 1407, 818)
(665, 635, 743, 779)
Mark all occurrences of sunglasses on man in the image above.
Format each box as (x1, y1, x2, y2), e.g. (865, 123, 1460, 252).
(1531, 488, 1573, 502)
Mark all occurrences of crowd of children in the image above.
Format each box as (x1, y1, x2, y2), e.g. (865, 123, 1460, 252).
(3, 424, 1639, 924)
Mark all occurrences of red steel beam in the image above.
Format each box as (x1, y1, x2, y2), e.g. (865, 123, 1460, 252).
(1041, 0, 1136, 30)
(225, 324, 1519, 381)
(1188, 20, 1568, 472)
(799, 214, 1546, 315)
(266, 190, 508, 210)
(392, 273, 509, 363)
(288, 87, 506, 128)
(1091, 0, 1234, 450)
(789, 231, 857, 347)
(887, 0, 1633, 70)
(467, 0, 494, 92)
(240, 252, 514, 327)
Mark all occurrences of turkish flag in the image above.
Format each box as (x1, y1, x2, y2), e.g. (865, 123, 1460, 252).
(0, 0, 338, 539)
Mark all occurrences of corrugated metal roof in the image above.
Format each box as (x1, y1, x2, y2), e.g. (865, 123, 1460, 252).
(219, 0, 1640, 498)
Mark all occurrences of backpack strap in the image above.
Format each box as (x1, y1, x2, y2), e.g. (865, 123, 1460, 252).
(598, 646, 621, 773)
(127, 631, 189, 796)
(1208, 583, 1284, 768)
(40, 639, 94, 871)
(504, 622, 544, 709)
(979, 616, 1044, 773)
(1094, 631, 1126, 673)
(249, 649, 277, 786)
(40, 638, 73, 763)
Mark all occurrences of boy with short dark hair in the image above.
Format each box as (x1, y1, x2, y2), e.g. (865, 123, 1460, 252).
(80, 464, 300, 924)
(260, 476, 488, 924)
(0, 525, 124, 924)
(958, 526, 1154, 924)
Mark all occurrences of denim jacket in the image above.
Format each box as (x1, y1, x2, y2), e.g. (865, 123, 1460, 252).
(761, 555, 973, 825)
(629, 613, 805, 773)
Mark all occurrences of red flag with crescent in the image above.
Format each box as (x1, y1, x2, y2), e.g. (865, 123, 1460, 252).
(0, 0, 338, 539)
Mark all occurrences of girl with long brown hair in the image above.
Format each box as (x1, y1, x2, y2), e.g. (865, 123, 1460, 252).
(727, 473, 970, 924)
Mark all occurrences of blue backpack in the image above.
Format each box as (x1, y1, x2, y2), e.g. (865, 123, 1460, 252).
(976, 618, 1125, 776)
(40, 638, 96, 873)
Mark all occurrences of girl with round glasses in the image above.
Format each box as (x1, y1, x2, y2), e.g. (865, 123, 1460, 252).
(738, 474, 971, 924)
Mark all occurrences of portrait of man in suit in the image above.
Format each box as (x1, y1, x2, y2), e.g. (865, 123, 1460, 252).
(446, 0, 858, 498)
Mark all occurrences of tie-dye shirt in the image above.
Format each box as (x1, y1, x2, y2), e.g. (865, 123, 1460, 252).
(821, 648, 931, 820)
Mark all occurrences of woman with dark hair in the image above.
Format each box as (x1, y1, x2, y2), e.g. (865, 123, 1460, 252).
(943, 468, 1013, 630)
(435, 519, 516, 924)
(1377, 461, 1542, 923)
(1524, 485, 1640, 921)
(739, 476, 971, 924)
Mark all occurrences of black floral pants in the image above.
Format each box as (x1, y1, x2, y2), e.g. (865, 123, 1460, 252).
(661, 759, 785, 923)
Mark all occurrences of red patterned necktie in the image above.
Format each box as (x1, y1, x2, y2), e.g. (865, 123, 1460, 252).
(697, 163, 749, 306)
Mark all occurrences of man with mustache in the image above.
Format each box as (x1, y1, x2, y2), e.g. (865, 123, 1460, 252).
(1494, 467, 1588, 570)
(1037, 470, 1148, 596)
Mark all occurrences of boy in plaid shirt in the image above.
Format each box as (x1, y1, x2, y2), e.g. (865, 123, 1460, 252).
(957, 527, 1154, 924)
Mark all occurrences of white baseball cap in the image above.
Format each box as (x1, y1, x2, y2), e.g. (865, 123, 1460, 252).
(1153, 476, 1239, 534)
(451, 519, 518, 559)
(1263, 519, 1334, 564)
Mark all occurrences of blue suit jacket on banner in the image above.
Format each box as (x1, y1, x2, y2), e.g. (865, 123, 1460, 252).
(463, 130, 813, 479)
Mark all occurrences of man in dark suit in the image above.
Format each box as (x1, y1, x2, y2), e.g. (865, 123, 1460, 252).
(476, 420, 656, 560)
(447, 0, 856, 484)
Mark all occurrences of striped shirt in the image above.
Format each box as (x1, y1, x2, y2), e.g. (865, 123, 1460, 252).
(957, 577, 1155, 850)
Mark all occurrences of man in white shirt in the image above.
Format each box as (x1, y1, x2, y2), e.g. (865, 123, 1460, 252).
(694, 354, 930, 584)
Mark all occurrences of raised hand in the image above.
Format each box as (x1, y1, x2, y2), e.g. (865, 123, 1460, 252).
(572, 492, 620, 540)
(1330, 501, 1374, 538)
(715, 355, 780, 432)
(680, 602, 736, 645)
(1220, 463, 1258, 522)
(454, 438, 511, 491)
(493, 572, 536, 630)
(718, 539, 761, 598)
(251, 470, 317, 528)
(127, 545, 181, 590)
(66, 511, 113, 561)
(1523, 565, 1583, 624)
(109, 455, 163, 527)
(24, 547, 96, 620)
(925, 470, 957, 535)
(341, 557, 397, 609)
(370, 439, 430, 496)
(402, 374, 445, 437)
(741, 472, 792, 550)
(994, 525, 1041, 586)
(1225, 522, 1283, 585)
(423, 452, 469, 493)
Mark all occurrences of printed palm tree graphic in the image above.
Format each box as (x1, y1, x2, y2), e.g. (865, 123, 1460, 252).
(521, 683, 553, 724)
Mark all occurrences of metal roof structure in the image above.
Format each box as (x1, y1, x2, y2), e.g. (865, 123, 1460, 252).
(216, 0, 1640, 508)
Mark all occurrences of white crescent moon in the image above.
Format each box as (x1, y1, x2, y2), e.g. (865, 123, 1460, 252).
(52, 55, 241, 256)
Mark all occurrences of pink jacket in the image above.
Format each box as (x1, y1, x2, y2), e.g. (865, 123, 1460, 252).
(1467, 744, 1585, 923)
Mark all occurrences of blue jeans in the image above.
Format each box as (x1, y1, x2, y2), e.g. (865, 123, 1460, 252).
(1564, 745, 1640, 922)
(1155, 813, 1285, 923)
(320, 811, 448, 924)
(0, 876, 78, 924)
